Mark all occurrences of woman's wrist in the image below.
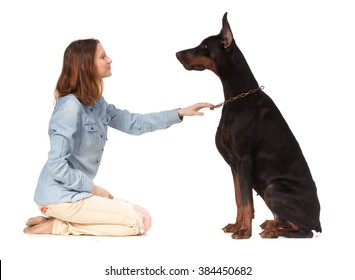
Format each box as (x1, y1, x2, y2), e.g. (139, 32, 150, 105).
(178, 108, 184, 120)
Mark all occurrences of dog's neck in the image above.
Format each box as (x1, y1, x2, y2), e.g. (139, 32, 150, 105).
(219, 45, 259, 99)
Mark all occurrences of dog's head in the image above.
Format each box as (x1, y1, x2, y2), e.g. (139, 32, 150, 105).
(176, 12, 234, 77)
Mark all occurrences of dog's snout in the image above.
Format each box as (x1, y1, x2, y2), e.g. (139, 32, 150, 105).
(176, 51, 183, 61)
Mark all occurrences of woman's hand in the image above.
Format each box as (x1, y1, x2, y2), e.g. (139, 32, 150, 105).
(91, 185, 114, 199)
(178, 102, 215, 118)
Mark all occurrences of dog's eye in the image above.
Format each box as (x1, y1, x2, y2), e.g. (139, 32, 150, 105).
(203, 44, 208, 49)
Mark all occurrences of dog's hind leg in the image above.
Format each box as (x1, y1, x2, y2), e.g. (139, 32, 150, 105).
(260, 183, 314, 238)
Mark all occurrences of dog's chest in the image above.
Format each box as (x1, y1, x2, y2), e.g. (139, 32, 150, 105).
(215, 114, 241, 164)
(215, 105, 258, 164)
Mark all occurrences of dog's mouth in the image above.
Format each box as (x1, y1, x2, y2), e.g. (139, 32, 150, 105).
(183, 64, 206, 71)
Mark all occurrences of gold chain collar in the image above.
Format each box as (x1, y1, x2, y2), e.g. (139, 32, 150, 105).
(210, 85, 264, 110)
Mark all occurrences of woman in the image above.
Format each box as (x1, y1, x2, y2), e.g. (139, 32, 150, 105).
(24, 38, 213, 236)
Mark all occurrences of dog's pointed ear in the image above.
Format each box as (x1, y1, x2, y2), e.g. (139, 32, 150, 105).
(220, 12, 233, 49)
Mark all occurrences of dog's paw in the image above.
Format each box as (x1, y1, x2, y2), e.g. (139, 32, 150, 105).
(260, 220, 271, 229)
(260, 228, 279, 238)
(222, 223, 239, 233)
(260, 219, 281, 229)
(231, 229, 252, 239)
(223, 223, 252, 239)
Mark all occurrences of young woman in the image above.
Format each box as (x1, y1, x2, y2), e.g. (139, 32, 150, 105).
(24, 38, 213, 236)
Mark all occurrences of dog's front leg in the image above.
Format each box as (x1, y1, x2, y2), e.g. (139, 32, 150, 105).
(223, 173, 254, 239)
(223, 173, 242, 233)
(232, 174, 254, 239)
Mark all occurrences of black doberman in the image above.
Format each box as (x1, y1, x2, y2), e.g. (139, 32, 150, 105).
(176, 13, 321, 239)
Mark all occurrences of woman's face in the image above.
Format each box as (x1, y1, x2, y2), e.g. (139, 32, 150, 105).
(94, 43, 112, 79)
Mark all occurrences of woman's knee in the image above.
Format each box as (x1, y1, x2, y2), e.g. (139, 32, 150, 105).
(142, 211, 152, 233)
(133, 205, 152, 234)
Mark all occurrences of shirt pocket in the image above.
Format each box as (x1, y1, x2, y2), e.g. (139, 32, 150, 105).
(80, 123, 100, 150)
(102, 115, 111, 127)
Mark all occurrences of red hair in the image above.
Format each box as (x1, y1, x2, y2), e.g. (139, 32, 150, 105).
(55, 38, 103, 106)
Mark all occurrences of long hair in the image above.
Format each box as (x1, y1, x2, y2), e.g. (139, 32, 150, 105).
(55, 38, 103, 106)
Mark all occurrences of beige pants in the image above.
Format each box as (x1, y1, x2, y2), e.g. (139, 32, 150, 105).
(40, 196, 144, 236)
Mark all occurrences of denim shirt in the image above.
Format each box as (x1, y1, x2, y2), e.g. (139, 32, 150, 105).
(34, 94, 182, 205)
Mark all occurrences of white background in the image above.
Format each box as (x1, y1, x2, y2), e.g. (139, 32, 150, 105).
(0, 0, 354, 279)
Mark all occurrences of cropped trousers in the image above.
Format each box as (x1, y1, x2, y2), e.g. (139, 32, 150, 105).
(39, 195, 144, 236)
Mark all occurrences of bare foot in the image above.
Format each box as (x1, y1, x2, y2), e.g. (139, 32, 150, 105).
(26, 216, 48, 227)
(23, 217, 55, 234)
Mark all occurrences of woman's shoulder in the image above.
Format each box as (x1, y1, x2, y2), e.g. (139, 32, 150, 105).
(53, 94, 84, 119)
(56, 94, 82, 110)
